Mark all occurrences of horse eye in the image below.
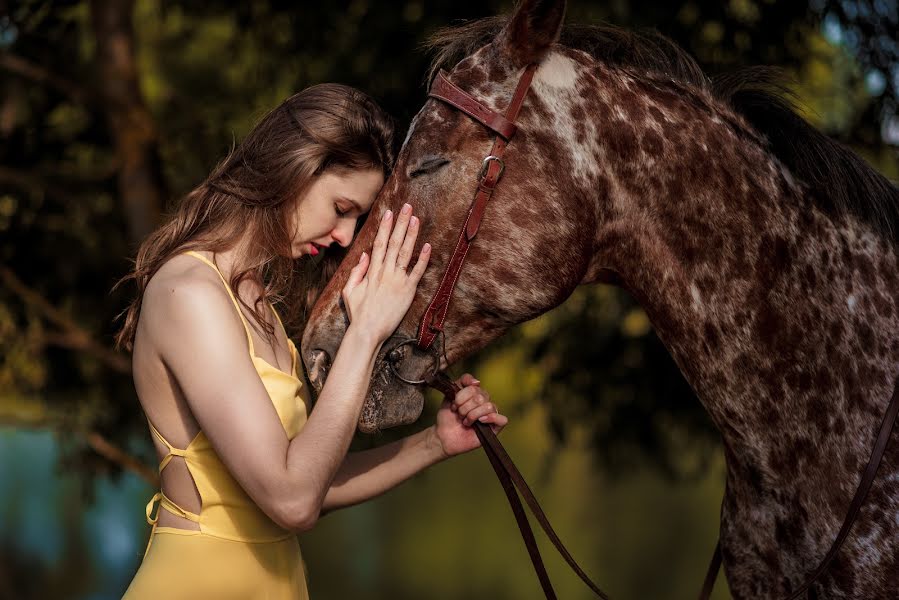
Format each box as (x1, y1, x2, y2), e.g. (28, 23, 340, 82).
(409, 156, 450, 179)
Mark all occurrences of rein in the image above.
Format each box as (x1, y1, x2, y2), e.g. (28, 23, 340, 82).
(408, 63, 899, 599)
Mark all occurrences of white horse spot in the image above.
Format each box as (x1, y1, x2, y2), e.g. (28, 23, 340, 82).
(847, 295, 857, 311)
(534, 53, 578, 89)
(691, 284, 703, 309)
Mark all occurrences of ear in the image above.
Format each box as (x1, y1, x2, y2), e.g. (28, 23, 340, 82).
(497, 0, 566, 68)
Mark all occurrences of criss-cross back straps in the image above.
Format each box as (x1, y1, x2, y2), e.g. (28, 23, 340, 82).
(145, 491, 200, 526)
(144, 420, 201, 559)
(147, 419, 191, 472)
(144, 420, 202, 559)
(183, 250, 256, 355)
(143, 490, 201, 559)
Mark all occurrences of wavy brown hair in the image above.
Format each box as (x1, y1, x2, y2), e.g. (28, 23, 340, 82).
(113, 83, 396, 351)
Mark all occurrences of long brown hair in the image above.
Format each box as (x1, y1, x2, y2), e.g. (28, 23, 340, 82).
(113, 83, 396, 351)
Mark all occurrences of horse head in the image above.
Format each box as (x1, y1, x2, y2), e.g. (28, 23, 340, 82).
(301, 0, 597, 433)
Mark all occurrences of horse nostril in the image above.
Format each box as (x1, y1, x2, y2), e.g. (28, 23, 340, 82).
(308, 349, 332, 386)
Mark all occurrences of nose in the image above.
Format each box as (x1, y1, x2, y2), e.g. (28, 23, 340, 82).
(331, 220, 356, 248)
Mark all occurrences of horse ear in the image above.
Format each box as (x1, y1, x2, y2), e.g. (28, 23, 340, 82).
(498, 0, 566, 67)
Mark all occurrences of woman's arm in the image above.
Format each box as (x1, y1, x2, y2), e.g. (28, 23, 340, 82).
(147, 277, 384, 531)
(320, 426, 445, 514)
(320, 375, 508, 514)
(145, 206, 429, 533)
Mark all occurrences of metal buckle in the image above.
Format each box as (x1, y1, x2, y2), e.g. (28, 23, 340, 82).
(478, 155, 505, 181)
(386, 336, 443, 385)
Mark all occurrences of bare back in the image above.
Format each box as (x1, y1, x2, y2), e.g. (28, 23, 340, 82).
(133, 250, 296, 530)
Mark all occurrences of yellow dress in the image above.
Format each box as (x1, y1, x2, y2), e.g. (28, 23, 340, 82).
(123, 250, 311, 599)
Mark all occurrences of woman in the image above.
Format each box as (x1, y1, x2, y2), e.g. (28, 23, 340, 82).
(115, 83, 508, 599)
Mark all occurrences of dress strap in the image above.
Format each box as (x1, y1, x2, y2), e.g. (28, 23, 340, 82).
(144, 491, 201, 559)
(182, 250, 255, 355)
(146, 420, 190, 472)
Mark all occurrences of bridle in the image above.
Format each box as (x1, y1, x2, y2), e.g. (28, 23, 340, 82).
(414, 65, 537, 351)
(385, 62, 899, 600)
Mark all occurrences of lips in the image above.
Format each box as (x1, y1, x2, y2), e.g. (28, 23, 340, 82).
(309, 242, 327, 256)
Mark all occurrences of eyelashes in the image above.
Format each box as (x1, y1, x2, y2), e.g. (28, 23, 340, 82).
(409, 156, 450, 179)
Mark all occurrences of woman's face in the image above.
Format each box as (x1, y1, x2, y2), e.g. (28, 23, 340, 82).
(288, 167, 384, 259)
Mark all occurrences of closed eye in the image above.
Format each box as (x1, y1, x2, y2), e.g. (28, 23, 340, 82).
(409, 155, 450, 179)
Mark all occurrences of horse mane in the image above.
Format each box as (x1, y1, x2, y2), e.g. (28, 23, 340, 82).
(425, 17, 899, 244)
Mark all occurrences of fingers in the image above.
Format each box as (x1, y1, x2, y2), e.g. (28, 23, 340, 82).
(455, 373, 481, 387)
(454, 385, 494, 425)
(344, 251, 369, 290)
(384, 203, 413, 271)
(395, 215, 419, 271)
(408, 243, 431, 282)
(458, 398, 495, 424)
(463, 402, 500, 426)
(452, 382, 486, 407)
(367, 209, 393, 282)
(341, 252, 369, 322)
(480, 412, 509, 434)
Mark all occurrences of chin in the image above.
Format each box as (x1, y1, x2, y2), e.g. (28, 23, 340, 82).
(287, 244, 308, 260)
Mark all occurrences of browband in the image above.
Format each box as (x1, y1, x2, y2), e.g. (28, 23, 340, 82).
(428, 70, 518, 140)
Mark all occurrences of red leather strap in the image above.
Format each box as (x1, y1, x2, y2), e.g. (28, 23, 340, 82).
(429, 70, 518, 140)
(428, 372, 609, 599)
(698, 542, 722, 600)
(417, 64, 537, 350)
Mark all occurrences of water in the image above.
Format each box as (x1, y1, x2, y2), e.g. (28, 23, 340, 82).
(0, 406, 730, 599)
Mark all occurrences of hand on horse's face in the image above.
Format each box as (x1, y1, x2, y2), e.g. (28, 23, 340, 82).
(433, 373, 508, 458)
(341, 203, 432, 344)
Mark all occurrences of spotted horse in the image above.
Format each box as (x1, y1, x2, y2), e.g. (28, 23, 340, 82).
(302, 0, 899, 597)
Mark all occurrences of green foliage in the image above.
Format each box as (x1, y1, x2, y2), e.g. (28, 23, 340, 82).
(1, 0, 894, 483)
(0, 0, 897, 510)
(1, 1, 894, 598)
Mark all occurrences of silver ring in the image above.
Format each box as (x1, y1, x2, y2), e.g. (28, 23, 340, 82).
(386, 337, 441, 385)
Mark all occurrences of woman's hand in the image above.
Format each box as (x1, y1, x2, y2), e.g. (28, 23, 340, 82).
(341, 203, 431, 344)
(433, 373, 509, 458)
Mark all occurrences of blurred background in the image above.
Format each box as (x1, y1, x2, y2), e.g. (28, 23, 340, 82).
(1, 1, 897, 598)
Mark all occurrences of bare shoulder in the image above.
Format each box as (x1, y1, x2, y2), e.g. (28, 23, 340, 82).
(140, 253, 237, 348)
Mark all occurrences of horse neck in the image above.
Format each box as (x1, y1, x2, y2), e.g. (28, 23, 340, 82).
(532, 51, 899, 477)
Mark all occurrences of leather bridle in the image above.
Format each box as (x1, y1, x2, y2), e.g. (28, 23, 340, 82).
(390, 63, 899, 600)
(415, 65, 536, 351)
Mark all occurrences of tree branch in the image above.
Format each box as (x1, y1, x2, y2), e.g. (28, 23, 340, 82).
(0, 415, 157, 486)
(0, 53, 94, 105)
(0, 266, 131, 374)
(0, 165, 81, 203)
(85, 429, 158, 485)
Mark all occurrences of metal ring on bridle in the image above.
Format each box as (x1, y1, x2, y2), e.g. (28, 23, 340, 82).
(478, 155, 505, 180)
(386, 337, 442, 385)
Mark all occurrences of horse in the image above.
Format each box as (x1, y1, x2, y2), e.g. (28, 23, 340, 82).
(301, 0, 899, 597)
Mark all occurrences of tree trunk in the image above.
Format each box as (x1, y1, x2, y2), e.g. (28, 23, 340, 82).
(90, 0, 167, 245)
